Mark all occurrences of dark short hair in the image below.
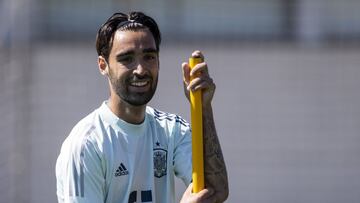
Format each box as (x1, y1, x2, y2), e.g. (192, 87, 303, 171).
(95, 11, 161, 61)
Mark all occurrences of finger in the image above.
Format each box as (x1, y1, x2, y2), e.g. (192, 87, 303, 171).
(185, 183, 193, 195)
(180, 183, 195, 203)
(190, 62, 209, 78)
(191, 50, 205, 60)
(196, 187, 215, 201)
(188, 77, 214, 92)
(182, 62, 191, 85)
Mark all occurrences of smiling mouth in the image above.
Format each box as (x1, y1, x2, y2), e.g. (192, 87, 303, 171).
(130, 81, 149, 87)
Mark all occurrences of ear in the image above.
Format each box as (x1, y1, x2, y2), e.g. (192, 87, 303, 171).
(98, 56, 109, 76)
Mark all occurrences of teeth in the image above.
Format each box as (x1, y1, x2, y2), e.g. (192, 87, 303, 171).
(131, 81, 148, 87)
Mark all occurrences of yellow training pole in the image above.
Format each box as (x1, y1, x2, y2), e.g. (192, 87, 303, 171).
(189, 57, 204, 193)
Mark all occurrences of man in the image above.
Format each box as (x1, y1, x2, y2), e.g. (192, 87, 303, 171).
(56, 11, 228, 203)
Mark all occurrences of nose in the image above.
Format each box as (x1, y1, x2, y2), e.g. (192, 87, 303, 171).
(133, 62, 147, 76)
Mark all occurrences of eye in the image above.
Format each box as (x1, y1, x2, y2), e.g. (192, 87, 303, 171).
(118, 56, 134, 64)
(144, 53, 157, 61)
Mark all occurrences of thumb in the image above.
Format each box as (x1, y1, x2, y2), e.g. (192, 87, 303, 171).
(185, 183, 193, 194)
(196, 187, 215, 200)
(182, 62, 190, 86)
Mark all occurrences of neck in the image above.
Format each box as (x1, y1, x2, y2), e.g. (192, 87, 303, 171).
(108, 95, 146, 124)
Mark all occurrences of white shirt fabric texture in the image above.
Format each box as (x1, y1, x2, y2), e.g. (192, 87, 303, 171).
(56, 101, 192, 203)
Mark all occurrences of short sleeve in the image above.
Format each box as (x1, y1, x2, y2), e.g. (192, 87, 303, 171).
(173, 122, 192, 186)
(56, 133, 105, 203)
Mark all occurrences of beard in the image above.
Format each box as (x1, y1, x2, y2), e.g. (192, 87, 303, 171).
(108, 69, 158, 106)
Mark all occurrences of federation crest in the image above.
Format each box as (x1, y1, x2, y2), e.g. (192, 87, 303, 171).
(153, 148, 167, 178)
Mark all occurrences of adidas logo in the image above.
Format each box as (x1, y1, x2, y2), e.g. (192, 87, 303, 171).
(115, 163, 129, 177)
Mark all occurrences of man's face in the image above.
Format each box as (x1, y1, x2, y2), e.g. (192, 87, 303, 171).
(107, 28, 159, 106)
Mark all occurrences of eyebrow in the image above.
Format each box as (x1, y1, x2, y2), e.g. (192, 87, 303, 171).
(116, 50, 134, 59)
(116, 48, 158, 59)
(143, 48, 158, 54)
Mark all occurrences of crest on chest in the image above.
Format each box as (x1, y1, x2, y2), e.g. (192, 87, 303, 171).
(153, 141, 167, 178)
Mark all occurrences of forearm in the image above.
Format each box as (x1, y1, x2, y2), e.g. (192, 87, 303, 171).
(202, 105, 229, 202)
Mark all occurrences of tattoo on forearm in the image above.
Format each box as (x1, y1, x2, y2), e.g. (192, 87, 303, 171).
(203, 107, 229, 196)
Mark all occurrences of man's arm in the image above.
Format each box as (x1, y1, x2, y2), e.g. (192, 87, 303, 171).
(181, 50, 229, 202)
(202, 105, 229, 202)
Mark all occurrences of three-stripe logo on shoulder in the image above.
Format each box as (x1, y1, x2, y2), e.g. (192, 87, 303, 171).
(115, 163, 129, 177)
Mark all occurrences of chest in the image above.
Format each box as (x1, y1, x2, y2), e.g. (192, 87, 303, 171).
(112, 127, 168, 171)
(102, 122, 174, 203)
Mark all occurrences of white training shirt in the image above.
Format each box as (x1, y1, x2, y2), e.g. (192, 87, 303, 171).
(56, 101, 192, 203)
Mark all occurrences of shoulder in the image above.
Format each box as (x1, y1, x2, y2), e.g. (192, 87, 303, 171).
(60, 109, 103, 158)
(71, 110, 100, 142)
(146, 106, 190, 130)
(146, 106, 191, 145)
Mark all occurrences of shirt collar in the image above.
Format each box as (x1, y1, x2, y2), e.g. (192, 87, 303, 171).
(99, 101, 147, 136)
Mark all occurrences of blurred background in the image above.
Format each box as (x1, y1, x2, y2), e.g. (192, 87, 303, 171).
(1, 0, 360, 202)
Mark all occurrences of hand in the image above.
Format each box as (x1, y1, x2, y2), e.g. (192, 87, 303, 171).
(180, 183, 217, 203)
(182, 50, 216, 108)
